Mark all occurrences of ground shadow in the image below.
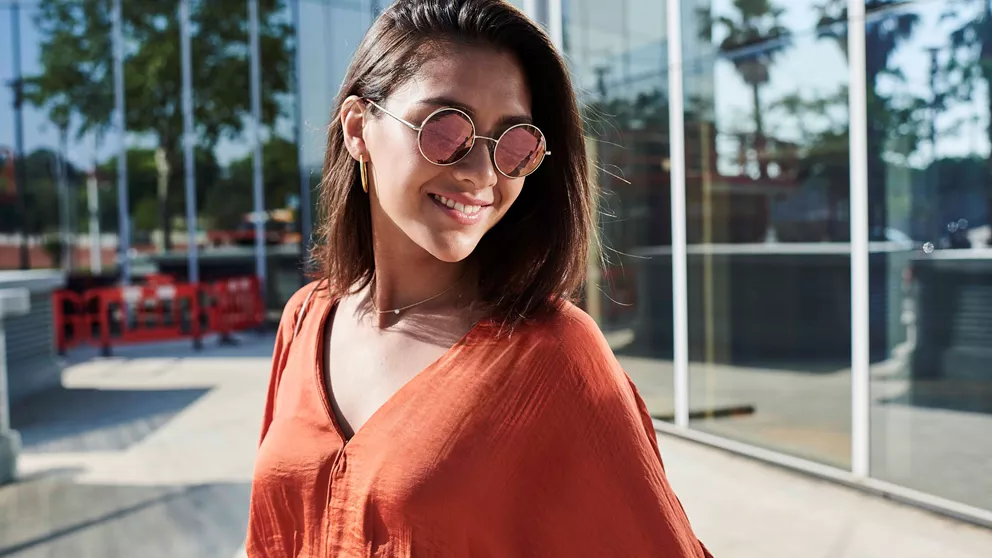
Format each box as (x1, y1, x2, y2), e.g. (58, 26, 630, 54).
(11, 386, 210, 453)
(877, 379, 992, 415)
(0, 476, 250, 558)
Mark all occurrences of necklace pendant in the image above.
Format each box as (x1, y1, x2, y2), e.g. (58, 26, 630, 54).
(393, 309, 400, 315)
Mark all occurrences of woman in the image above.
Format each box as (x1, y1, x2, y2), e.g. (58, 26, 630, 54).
(247, 0, 712, 556)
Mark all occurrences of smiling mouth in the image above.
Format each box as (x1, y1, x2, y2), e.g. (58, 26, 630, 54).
(429, 193, 484, 216)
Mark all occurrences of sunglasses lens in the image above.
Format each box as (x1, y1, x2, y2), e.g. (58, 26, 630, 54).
(419, 109, 475, 165)
(495, 125, 547, 178)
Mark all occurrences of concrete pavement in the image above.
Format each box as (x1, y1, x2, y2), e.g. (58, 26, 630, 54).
(0, 334, 989, 557)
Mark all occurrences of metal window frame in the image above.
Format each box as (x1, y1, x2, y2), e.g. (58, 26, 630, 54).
(179, 0, 199, 285)
(666, 0, 690, 428)
(848, 0, 871, 481)
(112, 0, 130, 285)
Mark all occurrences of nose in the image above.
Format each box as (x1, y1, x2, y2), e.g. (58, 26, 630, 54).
(451, 138, 498, 188)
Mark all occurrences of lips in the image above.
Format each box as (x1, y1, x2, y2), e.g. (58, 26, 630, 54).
(430, 193, 483, 216)
(427, 192, 492, 225)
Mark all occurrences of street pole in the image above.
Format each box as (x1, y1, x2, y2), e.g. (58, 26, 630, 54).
(56, 136, 71, 271)
(249, 0, 268, 304)
(112, 0, 131, 284)
(292, 0, 312, 275)
(180, 0, 199, 284)
(87, 167, 102, 274)
(927, 47, 940, 242)
(10, 0, 30, 270)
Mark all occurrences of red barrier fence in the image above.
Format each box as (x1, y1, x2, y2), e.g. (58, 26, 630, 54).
(54, 276, 264, 355)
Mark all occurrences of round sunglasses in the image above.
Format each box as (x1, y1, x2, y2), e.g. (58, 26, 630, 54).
(364, 99, 550, 179)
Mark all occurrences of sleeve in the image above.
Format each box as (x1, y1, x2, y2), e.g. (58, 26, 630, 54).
(496, 313, 713, 557)
(257, 282, 317, 446)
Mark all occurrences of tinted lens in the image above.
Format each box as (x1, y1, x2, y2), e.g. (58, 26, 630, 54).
(494, 124, 546, 178)
(419, 109, 475, 165)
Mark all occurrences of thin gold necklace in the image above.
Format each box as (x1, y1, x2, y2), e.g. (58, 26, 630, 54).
(369, 271, 468, 315)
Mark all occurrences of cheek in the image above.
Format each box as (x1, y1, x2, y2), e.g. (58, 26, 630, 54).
(373, 151, 433, 199)
(492, 180, 526, 220)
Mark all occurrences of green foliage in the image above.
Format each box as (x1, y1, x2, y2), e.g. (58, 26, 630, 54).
(22, 0, 297, 244)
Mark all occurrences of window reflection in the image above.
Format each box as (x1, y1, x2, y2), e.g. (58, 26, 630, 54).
(2, 1, 116, 272)
(685, 0, 852, 467)
(867, 0, 992, 513)
(565, 0, 674, 420)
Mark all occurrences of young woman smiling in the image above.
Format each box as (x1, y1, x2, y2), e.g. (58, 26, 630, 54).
(246, 1, 712, 556)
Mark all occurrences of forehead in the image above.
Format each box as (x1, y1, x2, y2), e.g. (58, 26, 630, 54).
(396, 44, 532, 120)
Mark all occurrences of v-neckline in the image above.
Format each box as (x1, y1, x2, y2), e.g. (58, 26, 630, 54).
(312, 294, 486, 447)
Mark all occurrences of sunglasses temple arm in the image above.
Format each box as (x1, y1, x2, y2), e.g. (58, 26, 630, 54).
(366, 99, 422, 131)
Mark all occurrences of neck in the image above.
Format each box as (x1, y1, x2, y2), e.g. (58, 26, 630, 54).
(366, 242, 476, 324)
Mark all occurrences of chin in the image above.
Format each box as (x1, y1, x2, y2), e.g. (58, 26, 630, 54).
(418, 232, 482, 263)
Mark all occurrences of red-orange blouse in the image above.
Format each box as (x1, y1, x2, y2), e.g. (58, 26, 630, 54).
(247, 283, 712, 557)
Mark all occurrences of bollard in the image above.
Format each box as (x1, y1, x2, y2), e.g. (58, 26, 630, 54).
(0, 288, 30, 485)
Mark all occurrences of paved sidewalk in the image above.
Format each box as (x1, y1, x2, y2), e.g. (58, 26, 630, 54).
(0, 335, 989, 557)
(658, 435, 992, 558)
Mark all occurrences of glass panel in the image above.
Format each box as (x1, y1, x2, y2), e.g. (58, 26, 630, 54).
(3, 1, 116, 273)
(116, 0, 188, 277)
(260, 0, 304, 314)
(564, 0, 675, 420)
(186, 0, 299, 315)
(298, 0, 374, 264)
(868, 0, 992, 513)
(685, 0, 852, 467)
(702, 0, 828, 39)
(191, 0, 252, 290)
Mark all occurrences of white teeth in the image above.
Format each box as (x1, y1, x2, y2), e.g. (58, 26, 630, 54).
(432, 194, 482, 216)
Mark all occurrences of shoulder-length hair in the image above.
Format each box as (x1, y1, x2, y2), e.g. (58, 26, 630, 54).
(310, 0, 593, 329)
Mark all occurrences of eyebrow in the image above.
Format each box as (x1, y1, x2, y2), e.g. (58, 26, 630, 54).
(415, 96, 534, 130)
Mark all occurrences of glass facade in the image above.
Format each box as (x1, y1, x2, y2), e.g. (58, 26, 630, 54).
(684, 0, 853, 468)
(866, 0, 992, 513)
(564, 0, 676, 421)
(561, 0, 992, 520)
(1, 0, 989, 522)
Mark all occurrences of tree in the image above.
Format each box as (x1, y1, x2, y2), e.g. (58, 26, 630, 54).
(97, 146, 221, 236)
(23, 0, 296, 251)
(941, 1, 992, 244)
(769, 86, 852, 240)
(816, 0, 921, 239)
(203, 137, 300, 231)
(701, 0, 792, 179)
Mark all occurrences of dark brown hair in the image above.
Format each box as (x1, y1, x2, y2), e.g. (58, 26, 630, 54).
(310, 0, 592, 328)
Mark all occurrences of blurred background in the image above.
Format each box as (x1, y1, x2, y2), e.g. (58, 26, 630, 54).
(0, 0, 991, 556)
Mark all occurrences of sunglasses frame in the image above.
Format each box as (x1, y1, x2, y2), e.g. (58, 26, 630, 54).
(363, 98, 550, 179)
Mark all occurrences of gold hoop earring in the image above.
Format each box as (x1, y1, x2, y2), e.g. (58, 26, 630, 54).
(359, 155, 369, 193)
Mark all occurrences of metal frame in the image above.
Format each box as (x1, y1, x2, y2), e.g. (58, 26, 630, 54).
(666, 0, 690, 428)
(292, 0, 313, 268)
(179, 0, 199, 284)
(112, 0, 130, 284)
(249, 0, 267, 300)
(848, 0, 871, 481)
(547, 0, 563, 51)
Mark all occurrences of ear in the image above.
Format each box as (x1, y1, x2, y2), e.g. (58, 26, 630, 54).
(340, 95, 368, 162)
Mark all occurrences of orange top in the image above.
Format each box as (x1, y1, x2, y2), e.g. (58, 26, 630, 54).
(247, 283, 712, 557)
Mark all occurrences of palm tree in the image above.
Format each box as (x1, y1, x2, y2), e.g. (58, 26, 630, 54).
(942, 0, 992, 245)
(816, 0, 920, 239)
(704, 0, 792, 179)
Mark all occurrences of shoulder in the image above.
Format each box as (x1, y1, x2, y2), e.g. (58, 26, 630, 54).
(510, 301, 631, 403)
(275, 279, 327, 336)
